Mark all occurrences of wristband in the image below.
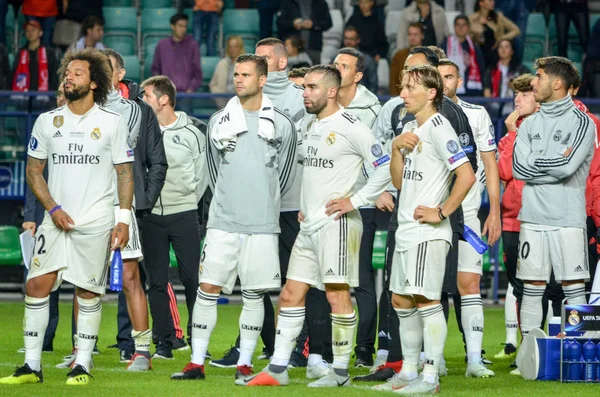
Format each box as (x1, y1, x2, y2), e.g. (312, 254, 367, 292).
(438, 206, 447, 221)
(49, 205, 61, 215)
(119, 209, 132, 226)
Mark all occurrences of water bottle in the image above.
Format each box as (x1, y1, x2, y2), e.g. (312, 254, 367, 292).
(463, 225, 488, 254)
(563, 339, 571, 380)
(583, 340, 597, 381)
(568, 339, 583, 381)
(109, 248, 123, 291)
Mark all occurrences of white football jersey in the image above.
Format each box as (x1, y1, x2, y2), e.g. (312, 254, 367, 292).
(396, 113, 469, 251)
(457, 99, 496, 215)
(27, 103, 133, 230)
(298, 108, 391, 235)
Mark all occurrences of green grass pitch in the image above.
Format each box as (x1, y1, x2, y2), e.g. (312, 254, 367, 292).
(0, 302, 598, 396)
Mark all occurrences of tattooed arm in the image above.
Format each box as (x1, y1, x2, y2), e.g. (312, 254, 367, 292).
(26, 156, 74, 230)
(114, 162, 134, 211)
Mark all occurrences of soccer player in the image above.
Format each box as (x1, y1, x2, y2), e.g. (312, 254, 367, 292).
(140, 75, 208, 360)
(237, 64, 392, 388)
(211, 37, 309, 370)
(333, 46, 385, 368)
(382, 64, 475, 394)
(437, 58, 499, 377)
(102, 48, 152, 371)
(512, 57, 595, 340)
(0, 48, 133, 385)
(171, 54, 297, 381)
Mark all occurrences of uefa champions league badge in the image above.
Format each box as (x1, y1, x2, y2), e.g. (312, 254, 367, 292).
(91, 127, 101, 140)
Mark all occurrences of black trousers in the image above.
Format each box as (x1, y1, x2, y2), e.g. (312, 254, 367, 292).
(143, 210, 201, 346)
(356, 208, 391, 354)
(376, 218, 402, 362)
(554, 4, 589, 58)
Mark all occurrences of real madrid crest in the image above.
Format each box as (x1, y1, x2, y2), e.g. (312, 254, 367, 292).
(553, 130, 562, 142)
(416, 141, 422, 154)
(53, 115, 63, 128)
(326, 132, 336, 146)
(33, 257, 41, 269)
(399, 107, 407, 120)
(91, 127, 101, 140)
(568, 309, 580, 326)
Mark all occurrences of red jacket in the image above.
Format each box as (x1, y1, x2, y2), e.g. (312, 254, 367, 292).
(574, 99, 600, 227)
(498, 118, 525, 232)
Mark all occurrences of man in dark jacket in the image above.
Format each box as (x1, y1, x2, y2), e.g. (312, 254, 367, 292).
(278, 0, 332, 64)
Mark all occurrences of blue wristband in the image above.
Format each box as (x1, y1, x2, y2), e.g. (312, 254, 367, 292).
(49, 205, 61, 215)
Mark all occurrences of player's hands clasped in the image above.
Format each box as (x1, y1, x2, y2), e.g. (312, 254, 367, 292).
(375, 191, 395, 212)
(111, 222, 130, 251)
(413, 205, 441, 224)
(325, 198, 354, 220)
(393, 131, 419, 151)
(51, 209, 74, 231)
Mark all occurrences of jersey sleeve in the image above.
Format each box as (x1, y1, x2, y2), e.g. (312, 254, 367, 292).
(347, 122, 392, 209)
(27, 116, 48, 160)
(475, 108, 497, 152)
(432, 124, 469, 172)
(206, 113, 222, 191)
(111, 115, 134, 164)
(278, 116, 298, 197)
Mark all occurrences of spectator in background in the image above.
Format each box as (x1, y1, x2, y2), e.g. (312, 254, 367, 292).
(469, 0, 520, 67)
(495, 0, 536, 62)
(152, 13, 203, 94)
(0, 42, 9, 89)
(193, 0, 223, 56)
(209, 35, 245, 108)
(351, 0, 386, 25)
(346, 0, 388, 62)
(582, 17, 600, 97)
(285, 35, 313, 69)
(62, 0, 103, 23)
(21, 0, 59, 45)
(552, 0, 589, 59)
(277, 0, 332, 65)
(0, 1, 8, 40)
(66, 15, 105, 52)
(483, 39, 529, 119)
(441, 14, 485, 96)
(288, 66, 308, 85)
(389, 22, 423, 96)
(12, 20, 59, 92)
(341, 26, 377, 93)
(397, 0, 449, 51)
(256, 0, 281, 39)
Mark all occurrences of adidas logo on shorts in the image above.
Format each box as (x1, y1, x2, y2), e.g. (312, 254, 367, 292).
(325, 269, 335, 276)
(273, 273, 280, 280)
(53, 131, 63, 138)
(574, 265, 584, 272)
(87, 277, 97, 285)
(532, 133, 541, 140)
(404, 279, 410, 286)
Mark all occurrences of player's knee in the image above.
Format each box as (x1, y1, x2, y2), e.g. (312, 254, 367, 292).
(391, 293, 414, 309)
(121, 267, 139, 292)
(199, 283, 221, 295)
(524, 280, 546, 287)
(279, 283, 304, 307)
(25, 273, 57, 298)
(562, 279, 584, 287)
(325, 286, 351, 312)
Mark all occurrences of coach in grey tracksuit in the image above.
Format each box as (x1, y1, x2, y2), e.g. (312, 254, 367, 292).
(513, 57, 595, 341)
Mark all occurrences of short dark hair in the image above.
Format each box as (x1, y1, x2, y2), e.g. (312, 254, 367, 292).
(256, 37, 285, 49)
(288, 67, 310, 79)
(141, 75, 177, 108)
(58, 48, 113, 105)
(409, 46, 439, 67)
(336, 47, 366, 74)
(438, 58, 460, 75)
(101, 48, 124, 70)
(170, 13, 188, 25)
(510, 74, 535, 93)
(235, 53, 268, 77)
(535, 56, 579, 91)
(401, 65, 444, 111)
(429, 46, 446, 60)
(306, 64, 342, 88)
(81, 15, 104, 37)
(454, 14, 470, 26)
(407, 22, 424, 33)
(344, 26, 360, 37)
(284, 35, 305, 53)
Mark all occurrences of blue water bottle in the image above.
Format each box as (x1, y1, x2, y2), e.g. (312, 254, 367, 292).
(568, 339, 583, 381)
(109, 248, 123, 291)
(563, 339, 571, 380)
(463, 225, 488, 254)
(583, 340, 597, 381)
